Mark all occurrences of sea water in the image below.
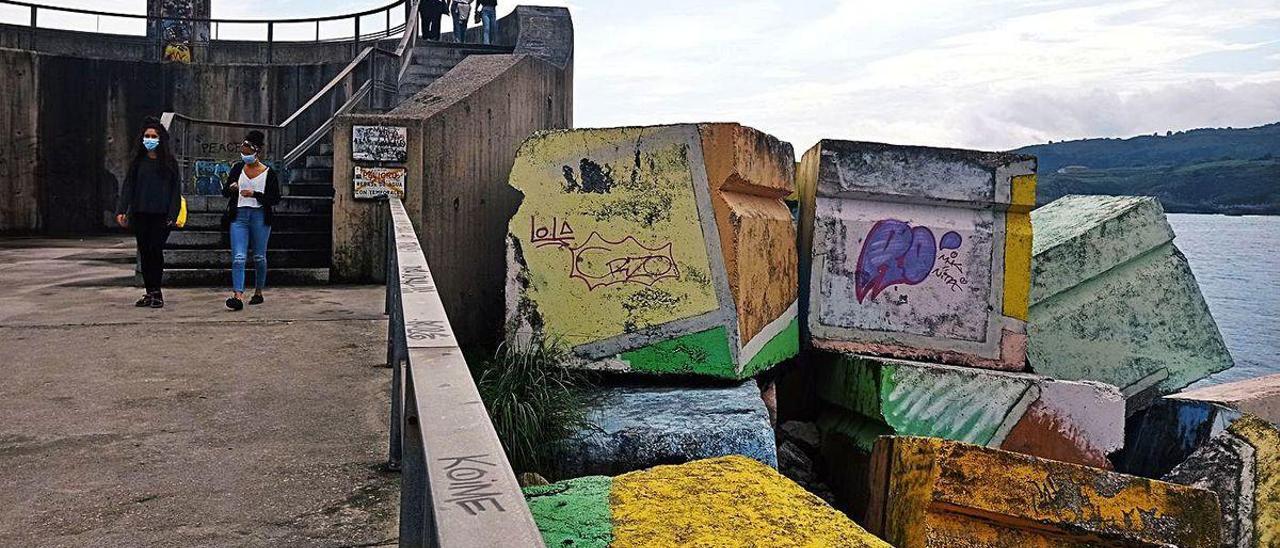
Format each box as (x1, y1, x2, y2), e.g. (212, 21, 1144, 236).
(1168, 214, 1280, 387)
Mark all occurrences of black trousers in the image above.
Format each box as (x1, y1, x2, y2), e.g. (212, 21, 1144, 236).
(132, 212, 171, 292)
(420, 6, 443, 40)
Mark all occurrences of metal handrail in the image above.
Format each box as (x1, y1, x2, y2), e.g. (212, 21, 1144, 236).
(384, 198, 545, 548)
(0, 0, 408, 27)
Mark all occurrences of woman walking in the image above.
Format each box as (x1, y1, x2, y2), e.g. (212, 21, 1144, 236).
(450, 0, 472, 43)
(222, 130, 281, 311)
(115, 117, 182, 309)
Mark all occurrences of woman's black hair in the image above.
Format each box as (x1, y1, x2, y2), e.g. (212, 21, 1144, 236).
(131, 116, 180, 175)
(244, 130, 266, 152)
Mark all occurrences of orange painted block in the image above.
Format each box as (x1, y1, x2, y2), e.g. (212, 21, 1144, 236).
(866, 436, 1223, 548)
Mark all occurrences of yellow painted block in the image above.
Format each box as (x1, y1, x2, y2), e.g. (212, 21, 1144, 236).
(1232, 416, 1280, 547)
(1003, 210, 1033, 321)
(507, 127, 720, 346)
(611, 456, 890, 548)
(867, 436, 1222, 548)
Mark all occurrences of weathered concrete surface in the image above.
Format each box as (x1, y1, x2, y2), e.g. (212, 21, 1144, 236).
(798, 140, 1036, 371)
(1169, 373, 1280, 425)
(1029, 195, 1233, 412)
(1117, 397, 1243, 479)
(866, 436, 1223, 548)
(551, 380, 776, 478)
(1165, 415, 1280, 548)
(816, 351, 1124, 468)
(0, 237, 398, 548)
(523, 456, 890, 547)
(506, 124, 799, 379)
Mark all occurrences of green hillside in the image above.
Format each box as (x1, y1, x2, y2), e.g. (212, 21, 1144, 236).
(1015, 123, 1280, 215)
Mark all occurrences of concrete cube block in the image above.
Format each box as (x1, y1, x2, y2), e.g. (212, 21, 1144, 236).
(1169, 373, 1280, 425)
(1164, 415, 1280, 548)
(523, 456, 891, 547)
(550, 380, 777, 478)
(866, 436, 1223, 548)
(506, 124, 798, 379)
(815, 351, 1124, 468)
(1029, 195, 1234, 413)
(798, 141, 1036, 371)
(1117, 397, 1242, 479)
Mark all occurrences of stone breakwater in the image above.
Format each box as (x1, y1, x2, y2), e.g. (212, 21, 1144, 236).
(503, 126, 1270, 546)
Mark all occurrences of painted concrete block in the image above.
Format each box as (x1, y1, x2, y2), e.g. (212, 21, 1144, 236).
(815, 351, 1124, 469)
(506, 124, 799, 379)
(1029, 195, 1233, 412)
(1117, 397, 1242, 479)
(550, 380, 776, 478)
(1164, 415, 1280, 548)
(866, 436, 1223, 548)
(798, 140, 1036, 371)
(523, 456, 891, 548)
(1169, 373, 1280, 425)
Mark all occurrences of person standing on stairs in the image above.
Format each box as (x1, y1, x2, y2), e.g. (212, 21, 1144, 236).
(222, 130, 281, 311)
(450, 0, 472, 43)
(476, 0, 498, 45)
(115, 116, 182, 309)
(419, 0, 446, 41)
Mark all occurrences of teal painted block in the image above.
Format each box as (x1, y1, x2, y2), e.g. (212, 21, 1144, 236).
(1029, 195, 1234, 411)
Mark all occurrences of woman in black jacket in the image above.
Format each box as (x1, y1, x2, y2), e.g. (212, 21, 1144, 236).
(115, 116, 182, 309)
(222, 130, 282, 311)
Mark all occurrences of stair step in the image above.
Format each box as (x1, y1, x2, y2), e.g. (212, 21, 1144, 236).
(290, 167, 333, 182)
(283, 184, 335, 197)
(155, 268, 330, 287)
(164, 249, 331, 269)
(184, 196, 332, 215)
(405, 65, 450, 79)
(318, 143, 334, 155)
(305, 155, 334, 168)
(185, 212, 329, 231)
(168, 230, 331, 250)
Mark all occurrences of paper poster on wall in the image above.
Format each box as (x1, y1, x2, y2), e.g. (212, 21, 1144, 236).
(160, 0, 194, 63)
(354, 166, 407, 200)
(352, 125, 409, 162)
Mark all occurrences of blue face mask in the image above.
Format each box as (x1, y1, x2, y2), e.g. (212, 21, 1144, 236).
(241, 153, 258, 164)
(142, 137, 160, 151)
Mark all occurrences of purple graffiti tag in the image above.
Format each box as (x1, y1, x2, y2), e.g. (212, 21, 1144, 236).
(940, 231, 963, 250)
(855, 220, 938, 303)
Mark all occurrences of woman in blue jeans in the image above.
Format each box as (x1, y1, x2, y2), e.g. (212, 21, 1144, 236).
(221, 130, 281, 311)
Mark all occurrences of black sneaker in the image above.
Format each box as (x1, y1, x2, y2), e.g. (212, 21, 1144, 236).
(150, 293, 165, 308)
(249, 294, 264, 305)
(226, 297, 244, 311)
(135, 293, 154, 307)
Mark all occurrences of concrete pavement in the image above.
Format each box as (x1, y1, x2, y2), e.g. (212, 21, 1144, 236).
(0, 237, 399, 547)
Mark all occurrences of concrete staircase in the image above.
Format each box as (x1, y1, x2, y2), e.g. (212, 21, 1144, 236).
(160, 146, 335, 287)
(156, 43, 513, 287)
(397, 43, 514, 103)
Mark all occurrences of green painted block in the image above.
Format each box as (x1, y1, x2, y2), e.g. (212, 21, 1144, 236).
(740, 317, 800, 378)
(1029, 195, 1233, 409)
(619, 326, 737, 378)
(524, 476, 614, 548)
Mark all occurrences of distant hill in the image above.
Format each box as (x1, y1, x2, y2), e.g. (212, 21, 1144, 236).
(1014, 123, 1280, 215)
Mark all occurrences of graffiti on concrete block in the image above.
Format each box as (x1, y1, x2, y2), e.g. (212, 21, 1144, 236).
(194, 160, 282, 196)
(570, 232, 679, 291)
(352, 125, 409, 163)
(354, 166, 406, 200)
(530, 216, 577, 249)
(160, 0, 194, 63)
(406, 319, 449, 341)
(438, 454, 509, 515)
(855, 219, 963, 303)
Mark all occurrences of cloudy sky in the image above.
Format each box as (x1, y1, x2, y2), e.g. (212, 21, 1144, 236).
(19, 0, 1280, 152)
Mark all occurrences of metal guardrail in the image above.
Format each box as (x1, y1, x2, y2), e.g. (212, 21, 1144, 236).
(384, 198, 545, 548)
(159, 0, 421, 178)
(0, 0, 415, 52)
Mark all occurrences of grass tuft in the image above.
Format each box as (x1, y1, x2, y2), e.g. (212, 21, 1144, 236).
(470, 335, 593, 475)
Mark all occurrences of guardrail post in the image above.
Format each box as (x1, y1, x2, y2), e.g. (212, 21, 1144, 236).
(315, 20, 320, 42)
(267, 22, 274, 63)
(28, 6, 36, 50)
(386, 9, 391, 38)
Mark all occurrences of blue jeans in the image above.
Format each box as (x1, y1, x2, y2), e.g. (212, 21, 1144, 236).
(480, 6, 497, 45)
(230, 207, 271, 292)
(453, 16, 468, 43)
